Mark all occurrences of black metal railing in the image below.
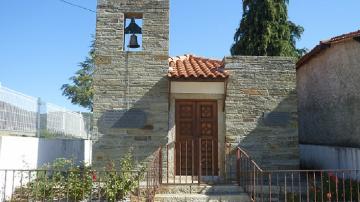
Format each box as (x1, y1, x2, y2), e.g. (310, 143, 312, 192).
(144, 146, 162, 201)
(0, 147, 162, 202)
(162, 139, 235, 185)
(236, 147, 360, 202)
(0, 169, 143, 201)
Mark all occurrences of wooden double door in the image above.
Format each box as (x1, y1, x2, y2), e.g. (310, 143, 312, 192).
(175, 100, 218, 176)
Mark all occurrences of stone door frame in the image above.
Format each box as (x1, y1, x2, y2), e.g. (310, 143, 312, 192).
(175, 99, 219, 176)
(168, 93, 225, 178)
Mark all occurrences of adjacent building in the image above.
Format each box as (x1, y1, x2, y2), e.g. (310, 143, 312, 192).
(297, 30, 360, 169)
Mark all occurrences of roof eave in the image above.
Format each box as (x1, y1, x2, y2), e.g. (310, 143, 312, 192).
(296, 33, 360, 70)
(168, 76, 228, 82)
(296, 42, 331, 69)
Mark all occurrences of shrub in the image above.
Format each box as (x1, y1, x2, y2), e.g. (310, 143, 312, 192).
(102, 151, 145, 201)
(21, 151, 144, 201)
(25, 158, 92, 201)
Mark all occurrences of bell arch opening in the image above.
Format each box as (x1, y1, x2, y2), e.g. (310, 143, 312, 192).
(124, 13, 143, 51)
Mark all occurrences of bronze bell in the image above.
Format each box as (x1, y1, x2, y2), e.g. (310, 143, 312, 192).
(125, 18, 142, 34)
(128, 34, 140, 48)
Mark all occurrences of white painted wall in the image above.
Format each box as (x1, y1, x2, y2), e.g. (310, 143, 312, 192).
(0, 136, 92, 201)
(171, 82, 225, 94)
(300, 144, 360, 170)
(84, 139, 92, 164)
(0, 136, 92, 169)
(0, 136, 38, 169)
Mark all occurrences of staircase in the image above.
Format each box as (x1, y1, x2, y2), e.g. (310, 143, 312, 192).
(154, 184, 251, 202)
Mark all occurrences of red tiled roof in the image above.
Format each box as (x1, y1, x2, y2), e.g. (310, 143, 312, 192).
(168, 54, 229, 79)
(297, 29, 360, 69)
(325, 29, 360, 43)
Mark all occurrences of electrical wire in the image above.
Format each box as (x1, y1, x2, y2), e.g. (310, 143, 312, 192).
(58, 0, 95, 13)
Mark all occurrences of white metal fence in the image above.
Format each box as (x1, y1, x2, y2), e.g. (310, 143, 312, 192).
(0, 84, 90, 139)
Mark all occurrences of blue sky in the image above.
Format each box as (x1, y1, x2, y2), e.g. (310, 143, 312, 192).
(0, 0, 359, 112)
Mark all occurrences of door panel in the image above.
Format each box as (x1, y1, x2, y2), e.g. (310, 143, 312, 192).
(197, 101, 218, 176)
(175, 101, 196, 176)
(175, 100, 218, 176)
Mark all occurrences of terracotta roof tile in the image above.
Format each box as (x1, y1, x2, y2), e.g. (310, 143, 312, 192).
(326, 29, 360, 43)
(297, 29, 360, 69)
(168, 54, 228, 79)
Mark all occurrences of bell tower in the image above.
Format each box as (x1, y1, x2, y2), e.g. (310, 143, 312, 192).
(93, 0, 169, 168)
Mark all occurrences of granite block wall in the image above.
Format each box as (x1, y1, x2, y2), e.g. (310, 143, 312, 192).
(92, 0, 169, 168)
(225, 56, 299, 170)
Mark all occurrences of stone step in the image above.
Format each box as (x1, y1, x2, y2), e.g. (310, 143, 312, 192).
(154, 193, 251, 202)
(155, 185, 251, 202)
(156, 184, 244, 195)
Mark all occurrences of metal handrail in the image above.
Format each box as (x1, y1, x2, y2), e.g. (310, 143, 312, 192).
(236, 146, 360, 202)
(0, 147, 163, 202)
(162, 139, 235, 185)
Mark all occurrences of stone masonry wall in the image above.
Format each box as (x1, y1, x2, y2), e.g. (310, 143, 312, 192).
(297, 40, 360, 148)
(225, 56, 299, 170)
(93, 0, 169, 168)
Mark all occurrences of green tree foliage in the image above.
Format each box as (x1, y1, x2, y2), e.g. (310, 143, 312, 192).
(231, 0, 306, 57)
(61, 41, 95, 111)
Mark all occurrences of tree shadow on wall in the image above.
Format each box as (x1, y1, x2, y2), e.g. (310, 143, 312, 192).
(92, 77, 169, 169)
(37, 138, 85, 168)
(226, 90, 298, 175)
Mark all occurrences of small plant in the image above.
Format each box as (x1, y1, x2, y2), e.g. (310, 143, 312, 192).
(16, 151, 145, 201)
(102, 151, 145, 201)
(65, 164, 93, 200)
(25, 158, 93, 201)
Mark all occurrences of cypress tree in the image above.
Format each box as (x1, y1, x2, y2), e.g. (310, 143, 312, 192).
(231, 0, 305, 57)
